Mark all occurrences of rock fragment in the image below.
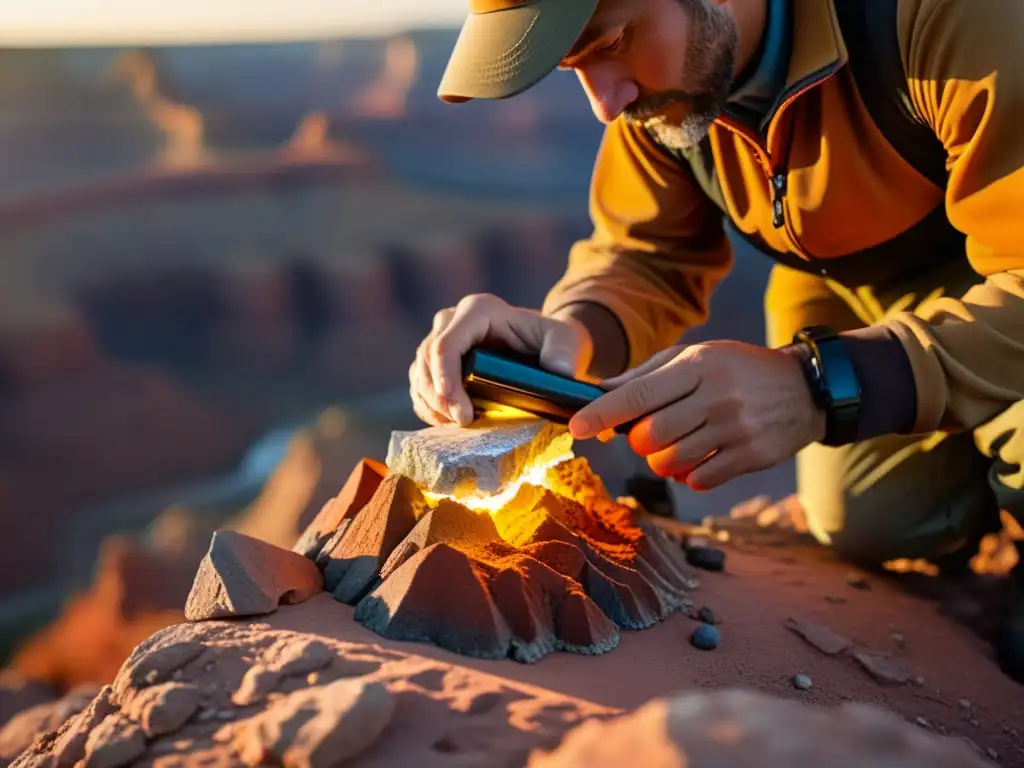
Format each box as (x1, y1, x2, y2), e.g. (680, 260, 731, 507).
(785, 617, 852, 656)
(122, 681, 201, 736)
(82, 714, 146, 768)
(385, 417, 573, 498)
(697, 606, 716, 625)
(292, 457, 387, 560)
(355, 543, 513, 660)
(120, 640, 205, 693)
(554, 591, 620, 655)
(232, 678, 394, 767)
(42, 686, 118, 767)
(185, 531, 324, 621)
(233, 639, 337, 706)
(793, 674, 813, 691)
(691, 625, 720, 651)
(0, 685, 97, 762)
(686, 545, 726, 571)
(853, 651, 909, 685)
(323, 474, 423, 603)
(846, 572, 870, 589)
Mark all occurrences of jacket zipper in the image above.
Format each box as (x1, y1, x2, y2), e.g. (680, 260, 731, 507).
(716, 64, 842, 258)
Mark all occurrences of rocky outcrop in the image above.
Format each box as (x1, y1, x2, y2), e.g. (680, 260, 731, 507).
(526, 688, 989, 767)
(10, 609, 617, 767)
(253, 453, 696, 663)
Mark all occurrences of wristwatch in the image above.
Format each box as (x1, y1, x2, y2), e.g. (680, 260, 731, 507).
(790, 325, 862, 446)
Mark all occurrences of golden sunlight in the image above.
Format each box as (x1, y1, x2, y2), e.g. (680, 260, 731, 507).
(424, 448, 575, 515)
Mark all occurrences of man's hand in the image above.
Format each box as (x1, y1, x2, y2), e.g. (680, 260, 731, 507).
(409, 293, 594, 427)
(568, 340, 827, 491)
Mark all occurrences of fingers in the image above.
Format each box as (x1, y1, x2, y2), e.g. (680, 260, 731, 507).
(412, 310, 459, 422)
(539, 320, 591, 379)
(409, 360, 450, 426)
(684, 449, 748, 492)
(646, 422, 724, 480)
(416, 294, 556, 427)
(627, 388, 710, 456)
(601, 345, 681, 388)
(569, 352, 698, 439)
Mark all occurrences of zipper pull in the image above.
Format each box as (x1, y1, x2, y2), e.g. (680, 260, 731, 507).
(770, 172, 787, 229)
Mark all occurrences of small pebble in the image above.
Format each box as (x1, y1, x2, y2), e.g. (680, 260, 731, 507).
(846, 573, 869, 589)
(970, 719, 981, 728)
(915, 717, 931, 729)
(793, 674, 812, 691)
(307, 672, 321, 685)
(686, 546, 726, 572)
(959, 698, 972, 710)
(987, 747, 999, 761)
(914, 676, 925, 686)
(891, 632, 905, 648)
(690, 625, 720, 651)
(824, 595, 846, 604)
(697, 606, 716, 625)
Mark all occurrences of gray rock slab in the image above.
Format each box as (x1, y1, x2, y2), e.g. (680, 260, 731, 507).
(385, 417, 573, 498)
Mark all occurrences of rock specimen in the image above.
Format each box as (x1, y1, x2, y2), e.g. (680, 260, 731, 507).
(320, 474, 426, 603)
(526, 688, 989, 768)
(296, 453, 696, 664)
(385, 417, 573, 499)
(185, 531, 324, 621)
(291, 456, 387, 559)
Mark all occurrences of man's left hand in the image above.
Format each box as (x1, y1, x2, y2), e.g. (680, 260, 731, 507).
(568, 340, 827, 491)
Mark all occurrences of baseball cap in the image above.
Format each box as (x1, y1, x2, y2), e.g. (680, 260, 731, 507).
(437, 0, 600, 103)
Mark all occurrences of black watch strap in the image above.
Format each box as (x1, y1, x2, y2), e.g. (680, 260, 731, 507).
(792, 326, 862, 446)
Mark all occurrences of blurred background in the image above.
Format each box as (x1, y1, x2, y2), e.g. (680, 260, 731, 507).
(0, 0, 791, 714)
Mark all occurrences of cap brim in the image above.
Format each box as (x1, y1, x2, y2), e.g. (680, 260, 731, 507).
(438, 0, 598, 103)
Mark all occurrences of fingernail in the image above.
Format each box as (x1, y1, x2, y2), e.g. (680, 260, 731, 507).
(452, 402, 471, 425)
(546, 355, 574, 377)
(569, 415, 592, 438)
(436, 375, 452, 397)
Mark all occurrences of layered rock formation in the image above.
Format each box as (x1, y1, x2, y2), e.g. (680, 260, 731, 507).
(186, 454, 697, 664)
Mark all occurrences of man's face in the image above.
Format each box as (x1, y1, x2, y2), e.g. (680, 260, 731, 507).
(559, 0, 739, 150)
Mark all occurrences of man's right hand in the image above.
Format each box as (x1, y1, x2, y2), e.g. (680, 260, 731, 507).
(409, 293, 594, 427)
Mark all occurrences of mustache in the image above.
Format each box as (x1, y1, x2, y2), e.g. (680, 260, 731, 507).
(622, 89, 717, 122)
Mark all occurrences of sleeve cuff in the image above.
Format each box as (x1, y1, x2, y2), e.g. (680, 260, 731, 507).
(840, 325, 919, 440)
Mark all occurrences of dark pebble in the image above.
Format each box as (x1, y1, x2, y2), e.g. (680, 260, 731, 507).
(697, 606, 716, 625)
(686, 546, 726, 572)
(691, 624, 720, 651)
(845, 572, 870, 589)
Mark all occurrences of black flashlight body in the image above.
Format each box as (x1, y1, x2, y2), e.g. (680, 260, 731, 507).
(461, 347, 639, 435)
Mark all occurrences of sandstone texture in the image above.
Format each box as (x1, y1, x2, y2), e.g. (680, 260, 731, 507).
(385, 418, 573, 499)
(184, 531, 323, 621)
(527, 688, 990, 768)
(10, 614, 617, 768)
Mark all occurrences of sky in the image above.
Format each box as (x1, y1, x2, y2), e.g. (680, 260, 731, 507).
(0, 0, 469, 46)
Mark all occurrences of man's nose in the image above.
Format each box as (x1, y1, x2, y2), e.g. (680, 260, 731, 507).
(574, 67, 639, 124)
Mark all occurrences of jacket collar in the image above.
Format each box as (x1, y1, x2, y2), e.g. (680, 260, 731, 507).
(783, 0, 846, 92)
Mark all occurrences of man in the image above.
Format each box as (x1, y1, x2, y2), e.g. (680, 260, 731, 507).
(408, 0, 1024, 682)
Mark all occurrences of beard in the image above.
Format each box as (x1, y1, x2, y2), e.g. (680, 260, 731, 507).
(623, 0, 738, 151)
